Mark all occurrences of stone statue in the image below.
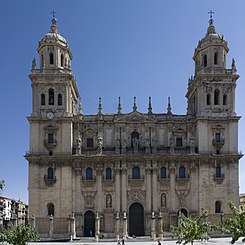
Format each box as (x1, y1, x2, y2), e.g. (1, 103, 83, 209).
(97, 136, 103, 155)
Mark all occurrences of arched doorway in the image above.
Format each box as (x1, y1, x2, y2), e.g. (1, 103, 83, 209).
(180, 208, 188, 217)
(84, 211, 95, 237)
(129, 203, 144, 236)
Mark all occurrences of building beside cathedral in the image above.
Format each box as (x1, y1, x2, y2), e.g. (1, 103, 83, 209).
(26, 14, 242, 239)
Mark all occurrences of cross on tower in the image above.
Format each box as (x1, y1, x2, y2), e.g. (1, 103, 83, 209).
(50, 10, 57, 19)
(208, 10, 214, 19)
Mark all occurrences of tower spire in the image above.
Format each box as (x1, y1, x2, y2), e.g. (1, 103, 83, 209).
(167, 96, 172, 114)
(148, 96, 152, 114)
(117, 97, 122, 114)
(78, 97, 83, 114)
(50, 10, 59, 34)
(133, 96, 137, 112)
(98, 97, 102, 114)
(207, 10, 215, 35)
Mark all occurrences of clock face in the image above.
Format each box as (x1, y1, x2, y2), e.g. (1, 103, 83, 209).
(47, 112, 54, 119)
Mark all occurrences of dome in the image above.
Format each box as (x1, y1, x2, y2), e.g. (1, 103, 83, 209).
(39, 17, 68, 48)
(197, 17, 227, 48)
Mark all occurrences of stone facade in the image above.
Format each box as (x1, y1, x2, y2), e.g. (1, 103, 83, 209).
(26, 15, 242, 238)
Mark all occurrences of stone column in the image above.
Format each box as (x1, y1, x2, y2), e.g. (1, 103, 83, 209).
(115, 212, 120, 240)
(49, 215, 54, 239)
(151, 212, 156, 240)
(97, 165, 103, 212)
(95, 212, 100, 241)
(158, 212, 163, 240)
(145, 163, 152, 212)
(32, 215, 36, 228)
(115, 163, 121, 212)
(169, 162, 176, 220)
(121, 163, 127, 212)
(152, 162, 158, 211)
(70, 212, 76, 240)
(122, 212, 128, 238)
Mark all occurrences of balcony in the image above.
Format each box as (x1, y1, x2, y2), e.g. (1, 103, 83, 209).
(44, 175, 56, 185)
(214, 174, 225, 184)
(212, 138, 225, 146)
(44, 139, 57, 149)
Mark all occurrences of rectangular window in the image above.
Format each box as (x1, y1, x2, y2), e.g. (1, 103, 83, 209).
(176, 137, 182, 147)
(48, 133, 54, 144)
(87, 138, 94, 147)
(215, 133, 221, 143)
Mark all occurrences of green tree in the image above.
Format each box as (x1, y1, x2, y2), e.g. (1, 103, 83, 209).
(221, 201, 245, 244)
(0, 224, 39, 245)
(171, 210, 215, 245)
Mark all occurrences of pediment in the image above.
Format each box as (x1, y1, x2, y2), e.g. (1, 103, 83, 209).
(115, 111, 156, 123)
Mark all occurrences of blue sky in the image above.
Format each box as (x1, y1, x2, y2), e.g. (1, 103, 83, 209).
(0, 0, 245, 203)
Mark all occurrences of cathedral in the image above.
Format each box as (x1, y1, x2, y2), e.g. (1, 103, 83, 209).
(26, 14, 242, 239)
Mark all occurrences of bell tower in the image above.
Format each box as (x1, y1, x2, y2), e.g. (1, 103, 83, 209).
(186, 13, 240, 154)
(28, 14, 79, 155)
(186, 12, 239, 117)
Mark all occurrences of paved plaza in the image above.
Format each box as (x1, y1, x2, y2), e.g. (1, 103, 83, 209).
(29, 237, 245, 245)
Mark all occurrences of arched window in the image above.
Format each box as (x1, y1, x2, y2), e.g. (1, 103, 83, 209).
(203, 54, 207, 67)
(106, 167, 112, 180)
(179, 166, 186, 178)
(216, 166, 221, 178)
(160, 167, 166, 179)
(223, 94, 227, 106)
(106, 194, 112, 208)
(41, 94, 45, 105)
(161, 193, 166, 207)
(58, 94, 62, 106)
(47, 167, 54, 180)
(86, 167, 93, 180)
(49, 52, 54, 65)
(215, 201, 221, 213)
(206, 93, 211, 105)
(214, 89, 220, 105)
(61, 54, 64, 67)
(49, 88, 54, 105)
(47, 203, 54, 216)
(41, 54, 44, 68)
(214, 52, 218, 65)
(132, 166, 140, 179)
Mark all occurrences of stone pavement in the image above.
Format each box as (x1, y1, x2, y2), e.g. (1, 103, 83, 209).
(29, 237, 245, 245)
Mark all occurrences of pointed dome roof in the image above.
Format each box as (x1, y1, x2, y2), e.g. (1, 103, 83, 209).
(38, 16, 69, 49)
(197, 14, 227, 48)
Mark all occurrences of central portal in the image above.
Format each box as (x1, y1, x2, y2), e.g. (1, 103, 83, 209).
(129, 202, 145, 236)
(84, 211, 95, 237)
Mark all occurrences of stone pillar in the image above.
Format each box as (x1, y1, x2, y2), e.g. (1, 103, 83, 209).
(70, 212, 76, 240)
(169, 162, 176, 219)
(122, 212, 128, 238)
(115, 212, 120, 240)
(32, 215, 36, 228)
(152, 162, 158, 211)
(151, 212, 156, 240)
(145, 163, 152, 212)
(95, 212, 100, 241)
(49, 215, 54, 239)
(121, 163, 127, 212)
(97, 165, 103, 212)
(115, 163, 121, 212)
(158, 212, 163, 240)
